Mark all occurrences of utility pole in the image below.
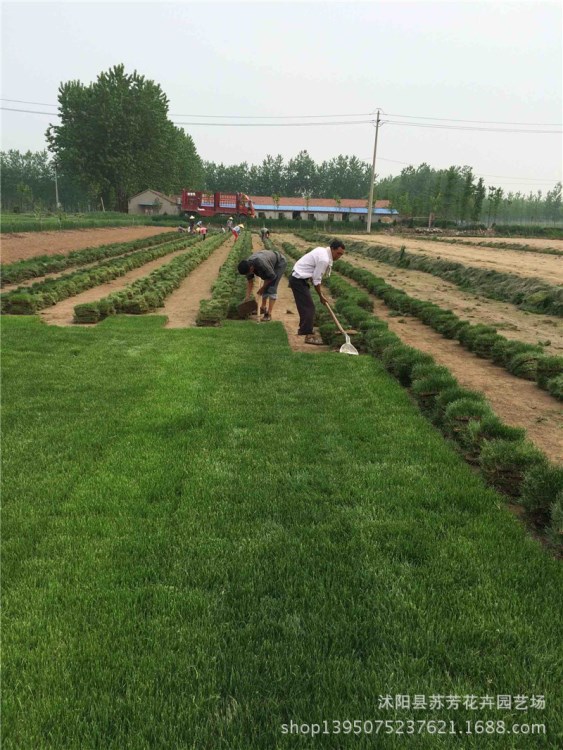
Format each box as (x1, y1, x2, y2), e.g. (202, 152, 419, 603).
(366, 109, 381, 234)
(54, 162, 60, 209)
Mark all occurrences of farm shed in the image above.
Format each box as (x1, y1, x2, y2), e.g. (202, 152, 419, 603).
(128, 189, 180, 216)
(250, 196, 399, 223)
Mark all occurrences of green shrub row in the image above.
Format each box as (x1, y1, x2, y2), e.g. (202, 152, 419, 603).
(426, 236, 563, 256)
(328, 259, 563, 400)
(196, 232, 251, 326)
(0, 216, 154, 235)
(1, 231, 178, 286)
(281, 241, 562, 547)
(295, 230, 563, 317)
(73, 233, 228, 324)
(1, 235, 198, 315)
(365, 317, 562, 545)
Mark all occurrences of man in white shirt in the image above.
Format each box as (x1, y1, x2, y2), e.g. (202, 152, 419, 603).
(288, 239, 346, 343)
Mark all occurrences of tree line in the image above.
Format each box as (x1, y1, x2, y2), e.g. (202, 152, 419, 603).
(1, 64, 560, 225)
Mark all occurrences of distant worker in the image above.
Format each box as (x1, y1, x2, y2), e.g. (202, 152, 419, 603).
(226, 216, 234, 232)
(260, 226, 270, 241)
(238, 248, 287, 322)
(200, 224, 208, 241)
(288, 239, 346, 345)
(231, 223, 244, 240)
(188, 215, 196, 232)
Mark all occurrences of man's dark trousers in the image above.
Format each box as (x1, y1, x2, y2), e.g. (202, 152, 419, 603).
(288, 274, 315, 335)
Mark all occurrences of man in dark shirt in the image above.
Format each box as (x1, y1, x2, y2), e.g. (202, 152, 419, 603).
(237, 249, 287, 321)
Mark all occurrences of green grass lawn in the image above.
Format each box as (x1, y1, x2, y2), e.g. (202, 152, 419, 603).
(2, 316, 561, 749)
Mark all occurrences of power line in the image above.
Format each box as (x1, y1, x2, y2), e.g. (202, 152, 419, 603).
(383, 119, 562, 134)
(386, 111, 562, 127)
(1, 107, 58, 115)
(0, 98, 58, 108)
(171, 119, 374, 127)
(2, 98, 561, 127)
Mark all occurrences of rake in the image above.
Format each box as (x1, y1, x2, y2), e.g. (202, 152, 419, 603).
(325, 302, 359, 356)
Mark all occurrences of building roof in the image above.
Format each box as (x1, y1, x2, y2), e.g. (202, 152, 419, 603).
(250, 196, 392, 208)
(249, 195, 396, 214)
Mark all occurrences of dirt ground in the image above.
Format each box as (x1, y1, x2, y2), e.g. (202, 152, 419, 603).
(1, 226, 173, 264)
(160, 238, 235, 328)
(339, 233, 563, 284)
(280, 234, 562, 353)
(40, 245, 192, 327)
(280, 234, 562, 463)
(459, 236, 563, 251)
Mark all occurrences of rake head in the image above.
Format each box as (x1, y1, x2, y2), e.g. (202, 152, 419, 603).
(340, 333, 359, 356)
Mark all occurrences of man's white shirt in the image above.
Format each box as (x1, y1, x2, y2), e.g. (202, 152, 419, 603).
(291, 246, 332, 287)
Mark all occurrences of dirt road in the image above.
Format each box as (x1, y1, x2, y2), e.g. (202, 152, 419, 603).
(2, 226, 173, 264)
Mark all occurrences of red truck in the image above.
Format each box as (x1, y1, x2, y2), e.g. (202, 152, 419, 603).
(181, 190, 255, 218)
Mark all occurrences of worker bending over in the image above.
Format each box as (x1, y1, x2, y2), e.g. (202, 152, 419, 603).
(238, 249, 287, 321)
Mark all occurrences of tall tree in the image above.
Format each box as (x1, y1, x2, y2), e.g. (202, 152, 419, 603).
(46, 64, 186, 211)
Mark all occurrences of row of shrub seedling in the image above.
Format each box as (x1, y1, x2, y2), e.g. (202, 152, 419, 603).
(1, 231, 178, 286)
(425, 236, 563, 257)
(331, 259, 563, 401)
(279, 241, 562, 550)
(295, 230, 563, 317)
(73, 233, 228, 323)
(1, 235, 200, 315)
(196, 232, 251, 326)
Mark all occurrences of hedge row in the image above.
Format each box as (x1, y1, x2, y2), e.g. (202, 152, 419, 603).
(330, 259, 563, 401)
(196, 232, 251, 326)
(73, 233, 228, 323)
(295, 230, 563, 317)
(282, 239, 562, 548)
(1, 235, 198, 315)
(426, 236, 563, 257)
(1, 231, 178, 286)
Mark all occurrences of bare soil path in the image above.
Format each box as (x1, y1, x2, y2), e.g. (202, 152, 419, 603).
(279, 234, 563, 353)
(339, 233, 563, 284)
(1, 226, 172, 264)
(160, 238, 235, 328)
(40, 245, 192, 327)
(459, 236, 563, 252)
(279, 234, 562, 462)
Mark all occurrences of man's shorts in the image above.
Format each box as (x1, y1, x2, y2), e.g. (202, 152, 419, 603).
(262, 259, 287, 300)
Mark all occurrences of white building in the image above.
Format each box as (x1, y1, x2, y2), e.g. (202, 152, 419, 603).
(250, 195, 399, 223)
(128, 189, 180, 216)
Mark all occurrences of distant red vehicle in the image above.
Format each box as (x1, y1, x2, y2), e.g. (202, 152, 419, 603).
(181, 190, 255, 218)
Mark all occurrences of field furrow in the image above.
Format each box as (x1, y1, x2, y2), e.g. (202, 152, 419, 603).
(280, 233, 563, 352)
(342, 273, 562, 463)
(339, 233, 563, 283)
(161, 237, 235, 327)
(40, 246, 195, 326)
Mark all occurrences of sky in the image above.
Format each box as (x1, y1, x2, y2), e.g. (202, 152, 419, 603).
(1, 0, 561, 196)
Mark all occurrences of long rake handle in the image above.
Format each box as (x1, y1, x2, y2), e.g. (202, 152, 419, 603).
(324, 302, 347, 336)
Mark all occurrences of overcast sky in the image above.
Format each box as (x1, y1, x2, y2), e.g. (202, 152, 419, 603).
(1, 0, 561, 195)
